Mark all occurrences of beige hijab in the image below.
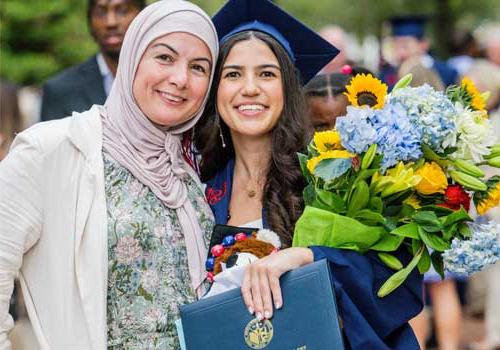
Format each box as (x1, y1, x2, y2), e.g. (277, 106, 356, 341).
(101, 0, 218, 295)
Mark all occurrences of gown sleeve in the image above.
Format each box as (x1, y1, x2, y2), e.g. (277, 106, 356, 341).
(310, 246, 423, 350)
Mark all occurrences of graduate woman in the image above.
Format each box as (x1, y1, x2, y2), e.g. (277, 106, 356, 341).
(0, 1, 218, 348)
(195, 1, 423, 349)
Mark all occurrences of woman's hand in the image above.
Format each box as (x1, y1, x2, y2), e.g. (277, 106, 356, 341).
(241, 247, 314, 320)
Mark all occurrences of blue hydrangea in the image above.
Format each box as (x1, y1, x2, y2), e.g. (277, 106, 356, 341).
(335, 106, 378, 154)
(370, 102, 423, 169)
(443, 221, 500, 276)
(389, 85, 457, 153)
(336, 103, 422, 170)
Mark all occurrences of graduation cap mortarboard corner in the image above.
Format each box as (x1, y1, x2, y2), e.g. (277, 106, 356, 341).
(212, 0, 340, 85)
(390, 15, 429, 39)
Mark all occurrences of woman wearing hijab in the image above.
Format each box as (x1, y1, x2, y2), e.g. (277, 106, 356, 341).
(0, 1, 218, 349)
(194, 1, 423, 349)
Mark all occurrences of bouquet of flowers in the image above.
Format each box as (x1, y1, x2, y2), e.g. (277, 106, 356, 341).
(293, 73, 500, 296)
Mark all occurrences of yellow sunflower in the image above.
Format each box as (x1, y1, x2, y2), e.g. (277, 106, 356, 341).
(345, 74, 388, 109)
(461, 77, 486, 111)
(307, 150, 355, 174)
(313, 130, 343, 152)
(477, 182, 500, 216)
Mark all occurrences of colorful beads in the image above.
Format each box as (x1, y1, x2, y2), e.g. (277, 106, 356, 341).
(205, 257, 215, 271)
(235, 233, 247, 241)
(211, 244, 225, 257)
(222, 235, 236, 247)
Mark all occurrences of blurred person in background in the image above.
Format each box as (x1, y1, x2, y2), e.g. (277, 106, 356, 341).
(397, 63, 464, 350)
(0, 80, 23, 160)
(381, 16, 458, 89)
(319, 25, 349, 73)
(447, 30, 482, 77)
(40, 0, 145, 121)
(304, 66, 373, 130)
(484, 26, 500, 67)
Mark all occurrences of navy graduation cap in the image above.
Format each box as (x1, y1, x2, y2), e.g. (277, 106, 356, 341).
(390, 15, 429, 39)
(212, 0, 340, 84)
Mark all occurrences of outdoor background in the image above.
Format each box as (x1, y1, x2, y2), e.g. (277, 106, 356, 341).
(1, 0, 499, 86)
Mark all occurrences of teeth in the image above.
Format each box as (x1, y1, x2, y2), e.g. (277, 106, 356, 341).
(160, 91, 183, 102)
(238, 104, 264, 111)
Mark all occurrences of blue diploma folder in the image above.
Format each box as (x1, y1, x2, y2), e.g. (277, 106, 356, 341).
(180, 259, 344, 350)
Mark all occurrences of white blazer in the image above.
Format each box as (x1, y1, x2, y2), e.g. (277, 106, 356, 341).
(0, 106, 108, 349)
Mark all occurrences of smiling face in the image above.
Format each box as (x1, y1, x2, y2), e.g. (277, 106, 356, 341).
(216, 38, 284, 139)
(132, 32, 212, 127)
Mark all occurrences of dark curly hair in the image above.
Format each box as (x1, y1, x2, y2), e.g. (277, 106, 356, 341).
(194, 31, 311, 247)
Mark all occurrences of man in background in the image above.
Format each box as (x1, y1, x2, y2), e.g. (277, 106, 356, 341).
(40, 0, 145, 121)
(381, 15, 458, 88)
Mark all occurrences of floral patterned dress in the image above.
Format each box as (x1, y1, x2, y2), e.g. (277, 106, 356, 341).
(104, 154, 214, 349)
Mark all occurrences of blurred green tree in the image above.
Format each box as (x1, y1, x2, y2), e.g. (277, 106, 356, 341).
(0, 0, 96, 85)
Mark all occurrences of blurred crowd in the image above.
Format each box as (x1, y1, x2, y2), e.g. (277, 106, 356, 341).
(1, 1, 499, 349)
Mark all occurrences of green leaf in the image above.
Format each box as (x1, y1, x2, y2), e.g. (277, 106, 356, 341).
(316, 188, 345, 213)
(417, 247, 431, 273)
(391, 223, 419, 239)
(347, 180, 370, 216)
(420, 225, 445, 233)
(419, 205, 454, 216)
(297, 152, 312, 182)
(411, 239, 422, 255)
(303, 183, 316, 206)
(378, 245, 424, 297)
(370, 197, 383, 213)
(431, 251, 445, 279)
(354, 169, 379, 184)
(458, 222, 472, 238)
(412, 211, 442, 229)
(384, 205, 403, 217)
(353, 209, 386, 226)
(378, 253, 403, 271)
(383, 217, 398, 232)
(400, 204, 416, 218)
(442, 207, 473, 227)
(371, 234, 405, 251)
(418, 226, 450, 251)
(314, 158, 352, 182)
(443, 223, 458, 241)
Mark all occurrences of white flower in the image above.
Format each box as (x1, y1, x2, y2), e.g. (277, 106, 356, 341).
(451, 103, 495, 162)
(115, 236, 142, 265)
(256, 229, 281, 249)
(141, 269, 159, 293)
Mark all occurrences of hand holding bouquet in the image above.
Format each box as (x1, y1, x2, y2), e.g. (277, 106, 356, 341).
(293, 73, 500, 296)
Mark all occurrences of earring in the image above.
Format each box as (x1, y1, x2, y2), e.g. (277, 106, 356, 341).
(216, 113, 226, 148)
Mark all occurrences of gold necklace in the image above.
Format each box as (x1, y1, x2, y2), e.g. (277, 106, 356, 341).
(247, 189, 257, 198)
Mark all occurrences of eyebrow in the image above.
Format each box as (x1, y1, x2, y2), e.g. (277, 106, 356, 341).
(222, 64, 281, 71)
(151, 43, 212, 67)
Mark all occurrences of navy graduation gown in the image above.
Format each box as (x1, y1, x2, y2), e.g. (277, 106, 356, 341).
(205, 159, 423, 350)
